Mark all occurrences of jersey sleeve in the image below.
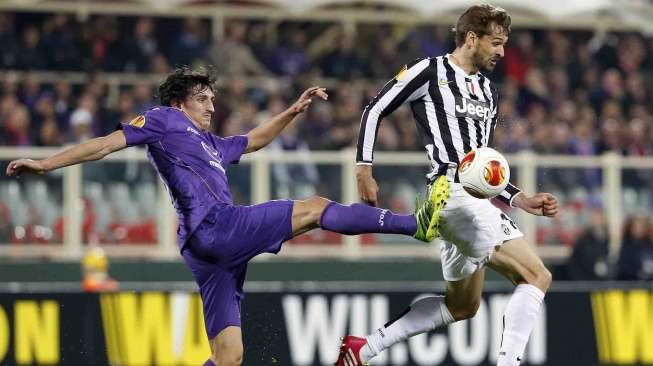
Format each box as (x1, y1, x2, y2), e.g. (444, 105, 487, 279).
(356, 58, 433, 164)
(116, 108, 167, 146)
(211, 134, 248, 164)
(496, 183, 522, 207)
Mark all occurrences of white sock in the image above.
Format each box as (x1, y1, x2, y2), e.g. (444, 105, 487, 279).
(360, 295, 455, 362)
(497, 284, 545, 366)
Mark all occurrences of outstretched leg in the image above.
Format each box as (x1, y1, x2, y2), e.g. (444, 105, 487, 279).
(292, 176, 449, 241)
(291, 196, 417, 237)
(349, 267, 486, 364)
(488, 237, 552, 366)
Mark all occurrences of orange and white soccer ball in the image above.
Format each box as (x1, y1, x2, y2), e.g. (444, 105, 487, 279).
(457, 147, 510, 199)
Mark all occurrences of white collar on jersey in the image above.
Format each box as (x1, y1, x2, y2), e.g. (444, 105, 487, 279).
(445, 54, 481, 79)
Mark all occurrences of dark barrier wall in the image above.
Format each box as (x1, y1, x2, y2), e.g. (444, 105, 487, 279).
(0, 285, 650, 365)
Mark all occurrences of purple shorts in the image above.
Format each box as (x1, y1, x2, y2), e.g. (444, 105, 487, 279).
(182, 200, 294, 339)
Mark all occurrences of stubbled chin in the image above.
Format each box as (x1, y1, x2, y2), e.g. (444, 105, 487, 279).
(483, 64, 496, 72)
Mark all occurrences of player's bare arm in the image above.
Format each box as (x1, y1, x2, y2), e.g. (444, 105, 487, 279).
(355, 165, 379, 207)
(244, 86, 327, 153)
(512, 192, 558, 217)
(5, 130, 127, 176)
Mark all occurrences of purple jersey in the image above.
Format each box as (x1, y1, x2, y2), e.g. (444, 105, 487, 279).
(118, 106, 248, 249)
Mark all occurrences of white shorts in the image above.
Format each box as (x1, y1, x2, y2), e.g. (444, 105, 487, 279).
(438, 182, 523, 281)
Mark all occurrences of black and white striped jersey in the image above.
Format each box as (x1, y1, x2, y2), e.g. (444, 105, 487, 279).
(356, 54, 521, 206)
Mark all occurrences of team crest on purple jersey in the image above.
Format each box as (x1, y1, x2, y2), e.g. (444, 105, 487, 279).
(201, 140, 225, 172)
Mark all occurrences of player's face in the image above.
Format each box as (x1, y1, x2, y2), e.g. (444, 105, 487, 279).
(473, 24, 508, 73)
(180, 86, 215, 131)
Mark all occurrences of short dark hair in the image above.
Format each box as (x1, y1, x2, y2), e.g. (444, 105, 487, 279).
(157, 67, 216, 107)
(454, 4, 511, 47)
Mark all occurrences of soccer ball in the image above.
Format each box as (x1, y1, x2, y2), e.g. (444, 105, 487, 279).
(457, 147, 510, 199)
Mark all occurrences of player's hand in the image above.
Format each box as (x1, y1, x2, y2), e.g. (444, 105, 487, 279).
(289, 86, 328, 114)
(513, 192, 558, 217)
(356, 165, 379, 207)
(6, 159, 47, 177)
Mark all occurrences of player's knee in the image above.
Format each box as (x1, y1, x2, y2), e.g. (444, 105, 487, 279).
(533, 266, 552, 292)
(449, 300, 481, 321)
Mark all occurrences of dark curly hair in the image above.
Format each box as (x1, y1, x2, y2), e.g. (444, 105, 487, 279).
(455, 4, 511, 47)
(157, 67, 216, 107)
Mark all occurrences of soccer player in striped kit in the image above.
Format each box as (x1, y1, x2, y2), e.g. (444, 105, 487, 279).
(337, 4, 558, 366)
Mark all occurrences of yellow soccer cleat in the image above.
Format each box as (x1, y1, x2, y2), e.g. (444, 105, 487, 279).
(414, 175, 449, 242)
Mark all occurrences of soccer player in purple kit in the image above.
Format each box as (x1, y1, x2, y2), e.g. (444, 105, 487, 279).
(6, 68, 449, 366)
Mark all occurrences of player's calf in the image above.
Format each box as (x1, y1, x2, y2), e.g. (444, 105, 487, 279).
(291, 196, 331, 235)
(211, 327, 244, 366)
(213, 346, 243, 366)
(447, 298, 481, 321)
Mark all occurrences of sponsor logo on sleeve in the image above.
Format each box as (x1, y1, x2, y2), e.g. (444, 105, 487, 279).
(395, 66, 407, 81)
(128, 115, 145, 128)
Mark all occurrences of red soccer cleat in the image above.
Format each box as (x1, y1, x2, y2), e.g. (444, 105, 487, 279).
(335, 336, 369, 366)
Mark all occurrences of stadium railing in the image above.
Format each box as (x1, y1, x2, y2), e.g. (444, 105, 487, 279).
(1, 147, 651, 261)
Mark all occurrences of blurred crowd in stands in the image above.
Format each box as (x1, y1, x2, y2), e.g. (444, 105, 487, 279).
(1, 13, 652, 157)
(0, 12, 652, 275)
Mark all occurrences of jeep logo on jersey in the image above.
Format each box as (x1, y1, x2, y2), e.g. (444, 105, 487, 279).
(455, 98, 491, 121)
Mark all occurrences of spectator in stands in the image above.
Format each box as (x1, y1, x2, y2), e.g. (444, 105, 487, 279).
(617, 214, 653, 281)
(0, 94, 19, 139)
(211, 21, 270, 76)
(169, 18, 209, 67)
(567, 209, 610, 280)
(52, 78, 72, 124)
(17, 26, 46, 70)
(596, 118, 623, 154)
(272, 32, 309, 76)
(546, 30, 572, 68)
(131, 82, 155, 113)
(623, 72, 648, 113)
(244, 23, 274, 70)
(102, 90, 137, 135)
(150, 52, 171, 74)
(69, 109, 94, 142)
(318, 31, 364, 80)
(33, 96, 62, 146)
(417, 26, 448, 57)
(124, 17, 159, 72)
(504, 31, 534, 85)
(518, 67, 549, 113)
(367, 35, 402, 78)
(0, 14, 18, 68)
(68, 93, 97, 142)
(38, 117, 64, 147)
(41, 14, 77, 70)
(19, 72, 42, 110)
(302, 100, 333, 150)
(3, 105, 30, 146)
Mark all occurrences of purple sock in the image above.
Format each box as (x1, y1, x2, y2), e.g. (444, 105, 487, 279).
(203, 359, 215, 366)
(320, 202, 417, 236)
